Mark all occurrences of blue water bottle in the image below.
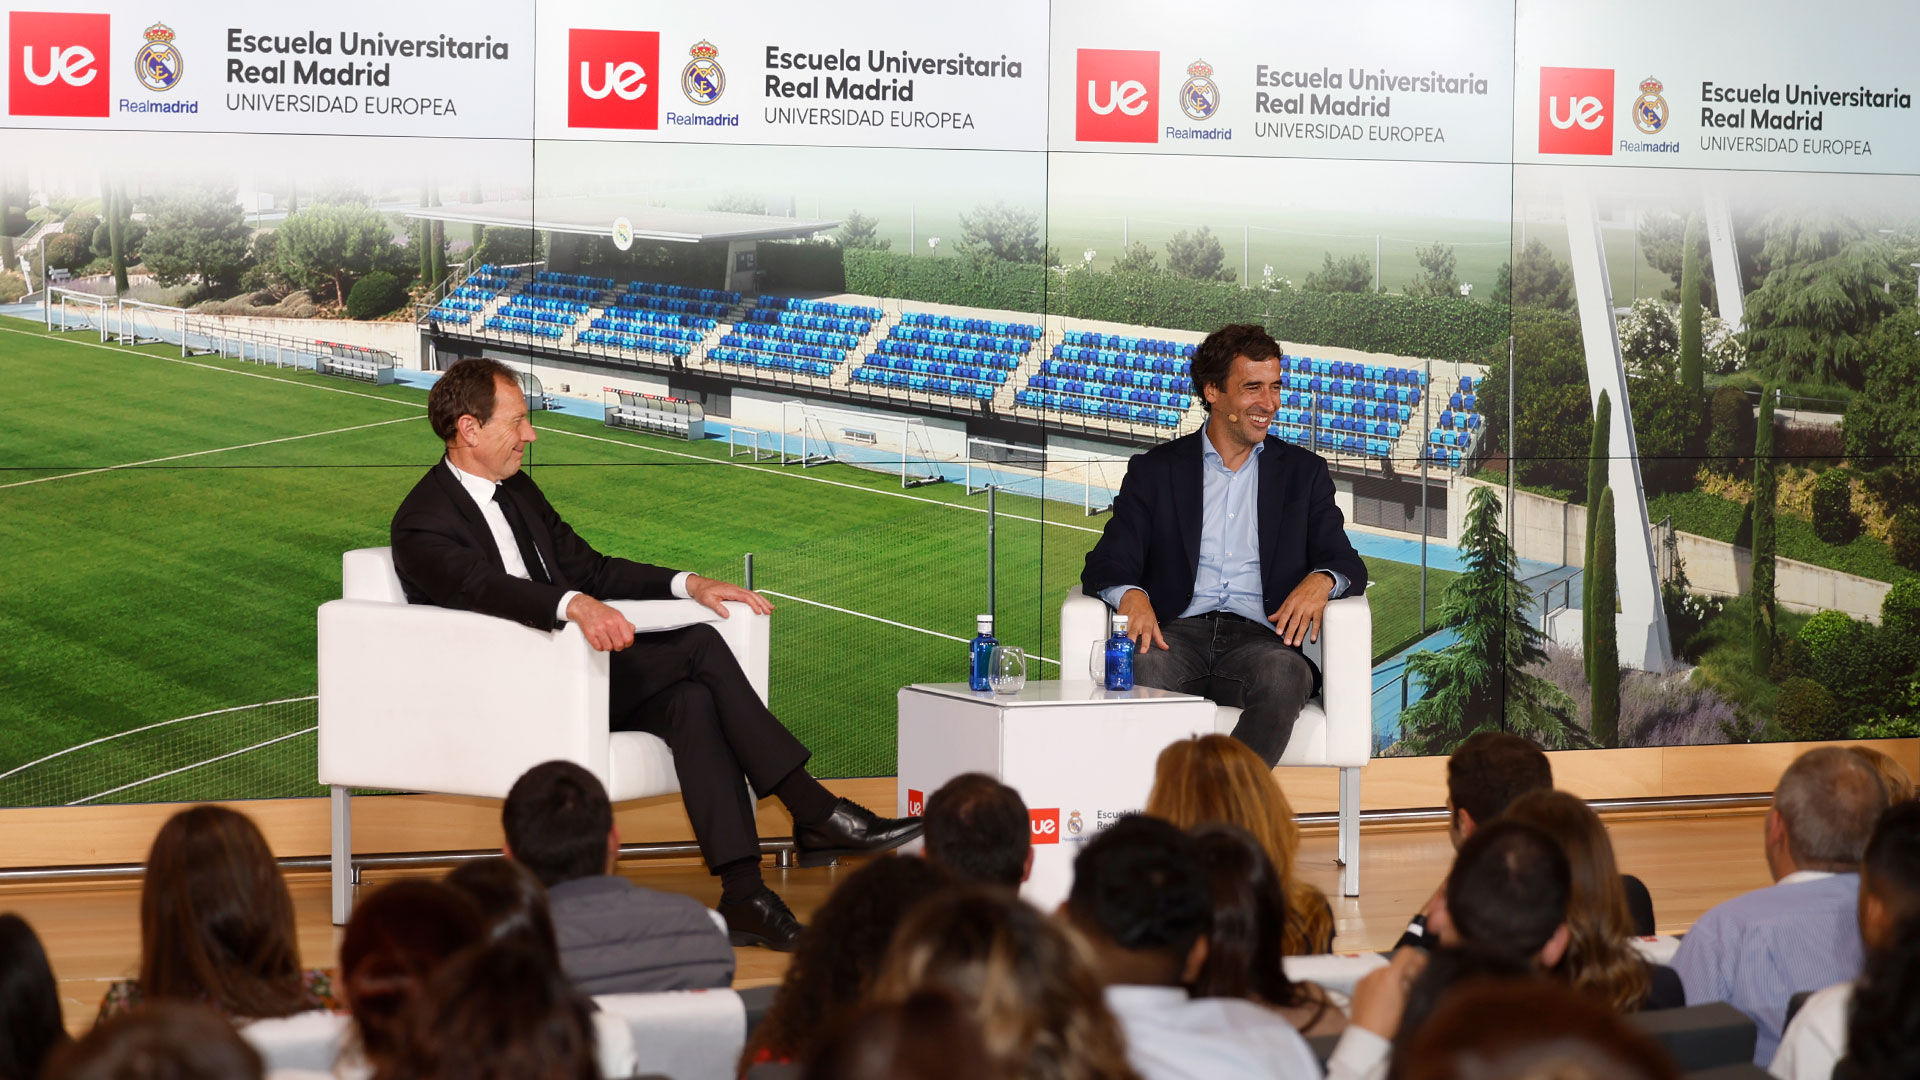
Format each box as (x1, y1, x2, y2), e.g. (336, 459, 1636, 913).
(969, 614, 997, 691)
(1105, 615, 1135, 691)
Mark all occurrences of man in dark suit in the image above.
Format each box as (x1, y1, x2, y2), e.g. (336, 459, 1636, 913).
(1082, 324, 1367, 765)
(391, 357, 920, 951)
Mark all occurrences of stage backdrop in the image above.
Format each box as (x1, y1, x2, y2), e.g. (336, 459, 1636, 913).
(2, 0, 1917, 808)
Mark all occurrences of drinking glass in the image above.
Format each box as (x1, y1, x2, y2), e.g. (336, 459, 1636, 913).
(1088, 639, 1110, 684)
(988, 645, 1027, 695)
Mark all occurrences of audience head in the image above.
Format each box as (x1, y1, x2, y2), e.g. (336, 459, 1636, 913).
(1501, 789, 1650, 1012)
(1144, 735, 1331, 954)
(1848, 745, 1914, 805)
(427, 355, 520, 446)
(0, 914, 68, 1080)
(46, 1002, 263, 1080)
(1190, 324, 1281, 412)
(138, 805, 309, 1019)
(1767, 746, 1888, 878)
(339, 879, 485, 1071)
(803, 990, 1002, 1080)
(502, 760, 615, 889)
(1858, 799, 1920, 952)
(1391, 947, 1535, 1053)
(395, 941, 597, 1080)
(745, 855, 953, 1069)
(1394, 977, 1680, 1080)
(1062, 814, 1211, 988)
(1439, 820, 1571, 968)
(1841, 911, 1920, 1080)
(1445, 732, 1552, 846)
(1186, 823, 1306, 1008)
(874, 889, 1136, 1080)
(444, 857, 561, 959)
(923, 773, 1032, 889)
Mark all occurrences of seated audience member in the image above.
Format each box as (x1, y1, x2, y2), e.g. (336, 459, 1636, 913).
(922, 773, 1031, 890)
(1772, 800, 1920, 1080)
(1187, 824, 1346, 1036)
(872, 888, 1138, 1080)
(0, 914, 70, 1080)
(1059, 815, 1318, 1080)
(1144, 735, 1332, 954)
(501, 760, 734, 994)
(98, 805, 337, 1021)
(803, 990, 1002, 1080)
(337, 880, 486, 1079)
(389, 941, 600, 1080)
(1847, 745, 1914, 804)
(1501, 790, 1683, 1011)
(48, 1003, 264, 1080)
(1394, 978, 1681, 1080)
(1671, 746, 1889, 1063)
(742, 856, 953, 1074)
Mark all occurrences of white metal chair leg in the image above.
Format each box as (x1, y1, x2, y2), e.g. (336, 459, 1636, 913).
(330, 786, 353, 925)
(1338, 766, 1361, 897)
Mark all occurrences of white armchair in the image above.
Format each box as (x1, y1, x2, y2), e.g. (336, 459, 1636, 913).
(317, 547, 768, 924)
(1059, 586, 1372, 895)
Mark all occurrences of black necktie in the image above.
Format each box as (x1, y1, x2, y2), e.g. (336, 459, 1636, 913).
(493, 485, 552, 585)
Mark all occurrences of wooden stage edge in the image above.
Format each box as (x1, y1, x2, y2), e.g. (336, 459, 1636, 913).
(0, 739, 1911, 870)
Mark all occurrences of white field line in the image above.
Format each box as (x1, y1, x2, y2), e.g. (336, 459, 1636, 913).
(763, 589, 1061, 667)
(67, 726, 316, 806)
(0, 416, 421, 490)
(0, 695, 318, 782)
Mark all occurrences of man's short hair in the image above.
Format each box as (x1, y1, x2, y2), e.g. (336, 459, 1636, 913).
(1189, 324, 1281, 412)
(1447, 732, 1553, 827)
(428, 356, 519, 443)
(1774, 746, 1888, 869)
(502, 760, 612, 888)
(922, 773, 1029, 889)
(1065, 814, 1210, 957)
(1863, 800, 1920, 924)
(1446, 820, 1570, 961)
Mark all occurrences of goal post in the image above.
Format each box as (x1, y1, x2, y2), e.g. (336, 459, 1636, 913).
(964, 436, 1127, 516)
(778, 400, 943, 488)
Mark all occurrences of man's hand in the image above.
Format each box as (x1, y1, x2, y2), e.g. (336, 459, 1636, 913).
(1350, 946, 1429, 1039)
(1268, 571, 1335, 647)
(686, 574, 774, 619)
(1117, 588, 1168, 651)
(566, 594, 636, 652)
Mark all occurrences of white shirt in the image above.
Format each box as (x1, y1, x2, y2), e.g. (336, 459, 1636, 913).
(445, 459, 691, 622)
(1104, 985, 1321, 1080)
(1769, 981, 1853, 1080)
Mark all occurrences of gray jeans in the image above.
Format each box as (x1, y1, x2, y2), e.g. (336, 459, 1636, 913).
(1132, 613, 1315, 766)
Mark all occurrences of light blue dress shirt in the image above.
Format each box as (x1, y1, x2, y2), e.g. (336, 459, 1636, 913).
(1101, 429, 1347, 624)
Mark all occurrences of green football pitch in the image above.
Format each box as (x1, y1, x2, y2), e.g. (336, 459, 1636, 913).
(0, 317, 1450, 805)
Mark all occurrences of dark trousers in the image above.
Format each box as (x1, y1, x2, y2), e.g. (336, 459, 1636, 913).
(608, 623, 810, 871)
(1132, 613, 1315, 766)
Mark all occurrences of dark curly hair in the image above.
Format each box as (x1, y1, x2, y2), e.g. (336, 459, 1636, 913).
(1189, 324, 1281, 412)
(741, 856, 954, 1070)
(1840, 913, 1920, 1080)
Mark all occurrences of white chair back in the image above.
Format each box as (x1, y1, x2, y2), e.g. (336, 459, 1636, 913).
(594, 989, 746, 1080)
(342, 547, 407, 604)
(241, 1010, 350, 1075)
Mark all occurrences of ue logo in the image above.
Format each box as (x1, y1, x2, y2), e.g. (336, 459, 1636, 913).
(906, 788, 925, 817)
(9, 11, 111, 118)
(1076, 48, 1158, 143)
(568, 28, 658, 130)
(1539, 66, 1613, 155)
(1030, 808, 1060, 844)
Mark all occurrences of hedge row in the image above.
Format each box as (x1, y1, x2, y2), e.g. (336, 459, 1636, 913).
(844, 250, 1045, 313)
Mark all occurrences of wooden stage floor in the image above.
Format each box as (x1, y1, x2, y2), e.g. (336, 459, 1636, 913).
(9, 808, 1776, 1034)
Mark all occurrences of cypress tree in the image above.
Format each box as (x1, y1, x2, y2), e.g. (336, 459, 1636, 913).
(1752, 387, 1778, 672)
(1590, 486, 1620, 747)
(1584, 389, 1611, 681)
(418, 183, 432, 286)
(106, 180, 128, 296)
(1680, 215, 1704, 396)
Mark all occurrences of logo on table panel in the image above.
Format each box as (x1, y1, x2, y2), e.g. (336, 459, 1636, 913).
(134, 22, 182, 92)
(681, 39, 724, 105)
(568, 28, 658, 129)
(1633, 76, 1669, 134)
(1179, 58, 1219, 121)
(906, 788, 925, 817)
(1538, 66, 1613, 155)
(1076, 48, 1158, 143)
(1029, 808, 1060, 844)
(9, 11, 111, 117)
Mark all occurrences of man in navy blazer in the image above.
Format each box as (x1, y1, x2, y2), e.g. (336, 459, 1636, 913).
(1082, 324, 1367, 765)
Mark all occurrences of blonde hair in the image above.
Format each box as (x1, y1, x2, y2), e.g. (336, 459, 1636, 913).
(871, 890, 1139, 1080)
(1143, 735, 1332, 955)
(1501, 789, 1651, 1012)
(1848, 746, 1915, 805)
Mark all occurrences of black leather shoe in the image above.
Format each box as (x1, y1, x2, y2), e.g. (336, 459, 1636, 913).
(718, 886, 804, 952)
(793, 799, 924, 868)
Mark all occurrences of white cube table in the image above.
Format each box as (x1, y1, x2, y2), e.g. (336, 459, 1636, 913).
(897, 680, 1218, 911)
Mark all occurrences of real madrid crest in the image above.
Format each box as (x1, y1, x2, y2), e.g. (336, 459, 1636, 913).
(135, 22, 183, 92)
(682, 41, 725, 106)
(1181, 59, 1219, 122)
(1634, 76, 1668, 135)
(1067, 810, 1084, 836)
